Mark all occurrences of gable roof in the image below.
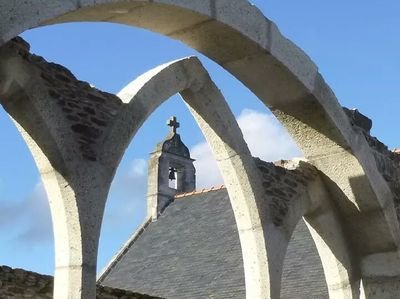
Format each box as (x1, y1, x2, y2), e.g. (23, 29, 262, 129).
(99, 188, 328, 299)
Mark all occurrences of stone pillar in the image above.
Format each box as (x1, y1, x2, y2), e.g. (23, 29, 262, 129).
(0, 38, 125, 298)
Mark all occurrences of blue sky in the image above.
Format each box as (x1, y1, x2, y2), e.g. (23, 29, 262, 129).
(0, 0, 400, 275)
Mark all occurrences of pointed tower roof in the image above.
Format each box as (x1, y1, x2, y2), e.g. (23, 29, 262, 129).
(154, 116, 192, 160)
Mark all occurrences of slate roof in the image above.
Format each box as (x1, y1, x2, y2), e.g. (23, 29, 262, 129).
(100, 188, 329, 299)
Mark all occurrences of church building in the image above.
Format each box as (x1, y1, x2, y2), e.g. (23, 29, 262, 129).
(98, 117, 328, 299)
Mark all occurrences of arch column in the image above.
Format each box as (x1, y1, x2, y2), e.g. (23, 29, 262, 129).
(257, 159, 359, 298)
(2, 0, 400, 295)
(0, 37, 289, 298)
(303, 174, 360, 298)
(0, 38, 122, 298)
(112, 56, 285, 298)
(0, 0, 397, 265)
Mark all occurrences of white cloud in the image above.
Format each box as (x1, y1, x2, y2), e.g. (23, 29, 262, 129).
(191, 142, 223, 188)
(237, 109, 302, 161)
(192, 109, 303, 188)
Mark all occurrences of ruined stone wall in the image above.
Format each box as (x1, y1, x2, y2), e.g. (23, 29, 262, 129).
(344, 108, 400, 217)
(2, 37, 124, 162)
(254, 157, 317, 226)
(0, 266, 162, 299)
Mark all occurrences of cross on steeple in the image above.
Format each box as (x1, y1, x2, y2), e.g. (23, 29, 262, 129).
(167, 116, 180, 134)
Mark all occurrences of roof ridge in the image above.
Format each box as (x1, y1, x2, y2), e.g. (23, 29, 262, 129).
(175, 185, 226, 199)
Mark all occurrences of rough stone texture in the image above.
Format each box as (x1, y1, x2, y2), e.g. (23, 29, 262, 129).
(1, 1, 400, 293)
(1, 35, 283, 298)
(100, 158, 338, 298)
(254, 158, 317, 226)
(1, 0, 399, 266)
(0, 36, 130, 298)
(3, 37, 123, 162)
(0, 266, 161, 299)
(1, 36, 278, 298)
(114, 53, 279, 298)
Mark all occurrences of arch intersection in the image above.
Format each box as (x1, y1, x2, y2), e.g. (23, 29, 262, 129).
(1, 0, 400, 297)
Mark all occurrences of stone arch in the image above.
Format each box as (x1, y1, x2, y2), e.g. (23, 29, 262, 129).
(1, 0, 399, 249)
(1, 0, 400, 297)
(1, 40, 300, 298)
(106, 56, 282, 299)
(109, 57, 359, 299)
(262, 159, 359, 298)
(0, 38, 128, 299)
(297, 176, 360, 298)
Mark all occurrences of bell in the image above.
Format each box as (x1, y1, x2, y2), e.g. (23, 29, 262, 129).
(169, 167, 176, 180)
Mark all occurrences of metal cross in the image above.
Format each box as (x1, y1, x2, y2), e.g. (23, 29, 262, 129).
(167, 116, 180, 134)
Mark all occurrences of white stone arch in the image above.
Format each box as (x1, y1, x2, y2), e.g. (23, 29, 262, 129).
(263, 160, 359, 299)
(107, 56, 280, 299)
(1, 0, 398, 250)
(107, 57, 358, 299)
(1, 0, 400, 297)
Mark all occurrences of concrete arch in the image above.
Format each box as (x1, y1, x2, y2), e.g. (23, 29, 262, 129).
(0, 41, 303, 298)
(1, 0, 400, 297)
(0, 37, 358, 299)
(303, 175, 360, 298)
(110, 57, 357, 299)
(109, 56, 282, 299)
(263, 160, 359, 298)
(1, 0, 399, 253)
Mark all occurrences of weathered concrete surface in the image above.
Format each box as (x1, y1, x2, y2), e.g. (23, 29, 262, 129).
(0, 1, 400, 296)
(101, 156, 358, 298)
(259, 159, 359, 298)
(0, 38, 127, 299)
(0, 0, 398, 264)
(0, 265, 162, 299)
(116, 56, 279, 298)
(343, 108, 400, 298)
(0, 37, 292, 298)
(104, 53, 356, 298)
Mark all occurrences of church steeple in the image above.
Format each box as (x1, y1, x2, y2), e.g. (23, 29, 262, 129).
(147, 116, 196, 220)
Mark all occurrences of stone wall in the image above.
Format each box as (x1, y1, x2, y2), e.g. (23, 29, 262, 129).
(254, 157, 317, 226)
(0, 265, 162, 299)
(2, 37, 124, 162)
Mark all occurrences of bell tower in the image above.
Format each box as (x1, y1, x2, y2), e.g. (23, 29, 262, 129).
(147, 116, 196, 220)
